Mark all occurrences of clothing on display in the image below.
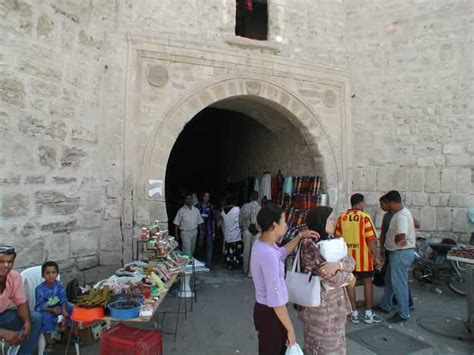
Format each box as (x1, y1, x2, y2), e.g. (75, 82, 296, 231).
(260, 173, 272, 201)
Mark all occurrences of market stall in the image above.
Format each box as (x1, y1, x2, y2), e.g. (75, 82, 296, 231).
(66, 227, 193, 353)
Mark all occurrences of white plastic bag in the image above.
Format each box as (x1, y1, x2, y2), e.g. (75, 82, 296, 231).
(318, 238, 347, 262)
(285, 343, 304, 355)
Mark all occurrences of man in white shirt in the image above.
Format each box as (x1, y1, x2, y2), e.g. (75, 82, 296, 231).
(240, 191, 261, 276)
(174, 194, 204, 255)
(376, 190, 416, 323)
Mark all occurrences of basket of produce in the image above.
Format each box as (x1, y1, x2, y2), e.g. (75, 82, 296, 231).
(71, 286, 114, 322)
(108, 300, 141, 319)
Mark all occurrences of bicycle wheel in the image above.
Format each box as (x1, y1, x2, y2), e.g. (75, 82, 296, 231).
(446, 271, 466, 296)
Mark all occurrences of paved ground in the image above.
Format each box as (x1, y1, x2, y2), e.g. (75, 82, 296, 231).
(53, 267, 473, 355)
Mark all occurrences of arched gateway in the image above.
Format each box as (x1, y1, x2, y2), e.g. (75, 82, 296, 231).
(123, 37, 352, 261)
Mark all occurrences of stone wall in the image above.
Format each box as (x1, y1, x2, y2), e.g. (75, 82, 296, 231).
(346, 0, 474, 241)
(0, 0, 349, 282)
(0, 0, 471, 284)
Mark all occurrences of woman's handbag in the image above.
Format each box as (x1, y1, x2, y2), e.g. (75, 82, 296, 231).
(285, 244, 321, 307)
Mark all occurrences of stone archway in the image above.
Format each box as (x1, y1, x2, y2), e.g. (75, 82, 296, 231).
(136, 76, 343, 226)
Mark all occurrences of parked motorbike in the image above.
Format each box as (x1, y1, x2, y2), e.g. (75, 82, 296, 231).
(413, 237, 466, 296)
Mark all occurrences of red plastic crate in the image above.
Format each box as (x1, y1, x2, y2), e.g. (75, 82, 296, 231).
(99, 324, 162, 355)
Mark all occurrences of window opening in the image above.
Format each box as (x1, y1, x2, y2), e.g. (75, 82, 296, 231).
(235, 0, 268, 40)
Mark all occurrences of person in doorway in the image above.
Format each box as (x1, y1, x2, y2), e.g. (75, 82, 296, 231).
(174, 194, 204, 255)
(335, 193, 382, 324)
(379, 195, 415, 310)
(0, 246, 42, 355)
(298, 206, 356, 355)
(240, 191, 261, 277)
(375, 190, 416, 322)
(196, 192, 216, 268)
(251, 204, 319, 355)
(221, 195, 243, 270)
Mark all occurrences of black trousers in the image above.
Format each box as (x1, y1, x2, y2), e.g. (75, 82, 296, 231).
(253, 302, 287, 355)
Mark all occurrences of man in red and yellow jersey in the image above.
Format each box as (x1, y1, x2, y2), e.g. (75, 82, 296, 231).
(335, 193, 382, 324)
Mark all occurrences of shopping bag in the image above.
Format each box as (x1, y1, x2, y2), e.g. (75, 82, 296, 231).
(318, 237, 347, 262)
(285, 343, 304, 355)
(285, 244, 320, 307)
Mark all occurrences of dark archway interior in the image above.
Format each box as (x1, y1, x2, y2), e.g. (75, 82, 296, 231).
(165, 100, 321, 230)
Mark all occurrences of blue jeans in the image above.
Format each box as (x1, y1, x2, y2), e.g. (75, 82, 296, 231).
(0, 309, 42, 355)
(380, 249, 415, 319)
(200, 233, 213, 266)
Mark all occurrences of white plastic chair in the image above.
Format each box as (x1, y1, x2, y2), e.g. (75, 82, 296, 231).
(20, 266, 63, 355)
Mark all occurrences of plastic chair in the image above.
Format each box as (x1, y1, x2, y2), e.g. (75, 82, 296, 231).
(20, 266, 66, 355)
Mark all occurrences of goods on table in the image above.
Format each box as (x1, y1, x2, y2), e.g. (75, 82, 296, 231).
(76, 286, 115, 308)
(448, 246, 474, 260)
(108, 300, 141, 319)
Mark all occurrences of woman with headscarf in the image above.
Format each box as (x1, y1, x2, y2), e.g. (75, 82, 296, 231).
(297, 206, 356, 355)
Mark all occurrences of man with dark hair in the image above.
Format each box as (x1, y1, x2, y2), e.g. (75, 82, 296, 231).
(0, 246, 42, 355)
(196, 192, 216, 268)
(240, 191, 261, 276)
(174, 194, 204, 255)
(335, 193, 382, 324)
(376, 190, 416, 323)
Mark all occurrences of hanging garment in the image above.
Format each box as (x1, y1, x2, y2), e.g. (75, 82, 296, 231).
(260, 173, 272, 201)
(271, 176, 278, 203)
(254, 177, 260, 193)
(283, 176, 293, 195)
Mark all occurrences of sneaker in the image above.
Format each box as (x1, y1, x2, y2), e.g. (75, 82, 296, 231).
(363, 313, 384, 324)
(388, 313, 409, 323)
(374, 305, 391, 314)
(350, 313, 360, 324)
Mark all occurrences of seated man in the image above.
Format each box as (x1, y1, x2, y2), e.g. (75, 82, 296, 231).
(0, 246, 42, 355)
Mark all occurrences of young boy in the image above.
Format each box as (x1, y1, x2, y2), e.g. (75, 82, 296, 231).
(35, 261, 72, 352)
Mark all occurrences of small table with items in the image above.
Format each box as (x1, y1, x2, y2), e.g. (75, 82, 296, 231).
(66, 249, 194, 353)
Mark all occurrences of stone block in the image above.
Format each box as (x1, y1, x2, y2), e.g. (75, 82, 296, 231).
(84, 189, 103, 212)
(446, 155, 474, 167)
(409, 168, 424, 192)
(14, 239, 45, 269)
(61, 146, 87, 167)
(0, 176, 21, 186)
(456, 168, 472, 193)
(352, 167, 377, 191)
(38, 145, 57, 168)
(41, 220, 77, 233)
(392, 167, 409, 191)
(417, 157, 434, 167)
(18, 117, 66, 141)
(2, 193, 29, 218)
(106, 184, 120, 199)
(452, 209, 469, 233)
(448, 194, 474, 208)
(104, 201, 120, 219)
(77, 255, 99, 270)
(0, 75, 25, 108)
(79, 211, 102, 228)
(440, 168, 457, 193)
(100, 219, 122, 251)
(35, 190, 80, 216)
(52, 176, 77, 184)
(420, 207, 436, 231)
(443, 143, 465, 155)
(376, 167, 393, 191)
(84, 266, 117, 284)
(25, 176, 46, 184)
(99, 251, 122, 266)
(37, 13, 55, 38)
(424, 168, 441, 192)
(436, 208, 453, 231)
(70, 231, 99, 257)
(45, 234, 70, 261)
(412, 193, 428, 207)
(30, 79, 59, 97)
(429, 194, 449, 207)
(72, 126, 98, 143)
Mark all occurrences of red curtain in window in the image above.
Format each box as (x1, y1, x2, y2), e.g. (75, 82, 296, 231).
(237, 0, 253, 11)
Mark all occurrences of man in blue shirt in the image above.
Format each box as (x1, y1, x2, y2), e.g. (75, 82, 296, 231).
(196, 192, 216, 268)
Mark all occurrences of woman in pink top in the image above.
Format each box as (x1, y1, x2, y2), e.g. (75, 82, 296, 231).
(251, 204, 319, 355)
